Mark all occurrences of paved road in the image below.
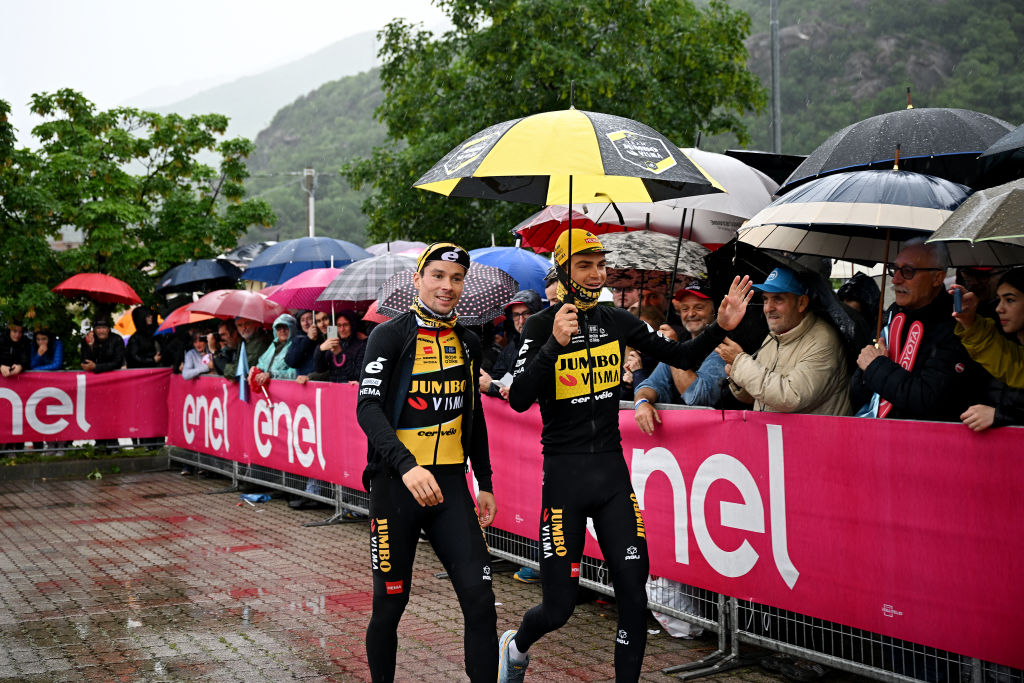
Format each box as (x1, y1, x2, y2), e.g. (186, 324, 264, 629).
(0, 471, 835, 682)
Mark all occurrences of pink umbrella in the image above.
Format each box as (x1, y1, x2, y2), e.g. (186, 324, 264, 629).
(265, 267, 344, 312)
(191, 289, 285, 326)
(155, 302, 214, 334)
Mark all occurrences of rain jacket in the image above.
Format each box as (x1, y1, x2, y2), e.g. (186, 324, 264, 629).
(30, 338, 64, 371)
(355, 311, 492, 492)
(257, 314, 298, 379)
(729, 311, 852, 415)
(509, 303, 728, 456)
(955, 316, 1024, 389)
(224, 328, 271, 380)
(285, 329, 323, 376)
(0, 328, 31, 369)
(125, 307, 161, 368)
(80, 332, 124, 373)
(851, 291, 978, 421)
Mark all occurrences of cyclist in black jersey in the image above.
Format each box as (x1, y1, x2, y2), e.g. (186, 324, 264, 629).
(499, 229, 752, 682)
(356, 243, 498, 683)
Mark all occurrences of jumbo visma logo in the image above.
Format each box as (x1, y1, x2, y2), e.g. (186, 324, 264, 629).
(540, 507, 567, 559)
(555, 340, 620, 399)
(370, 518, 391, 572)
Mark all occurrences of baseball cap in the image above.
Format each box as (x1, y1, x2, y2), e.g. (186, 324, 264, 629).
(674, 279, 712, 301)
(552, 229, 609, 267)
(752, 267, 807, 296)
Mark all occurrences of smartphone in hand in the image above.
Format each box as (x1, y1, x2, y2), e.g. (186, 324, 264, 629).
(327, 325, 338, 339)
(953, 288, 962, 313)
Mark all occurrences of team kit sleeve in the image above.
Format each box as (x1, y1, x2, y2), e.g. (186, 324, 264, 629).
(507, 312, 558, 413)
(465, 333, 493, 493)
(355, 324, 419, 478)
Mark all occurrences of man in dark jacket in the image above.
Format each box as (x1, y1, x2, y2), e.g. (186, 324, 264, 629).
(0, 321, 31, 378)
(126, 307, 162, 368)
(500, 229, 753, 683)
(80, 319, 124, 373)
(480, 289, 543, 399)
(356, 242, 497, 683)
(852, 240, 979, 421)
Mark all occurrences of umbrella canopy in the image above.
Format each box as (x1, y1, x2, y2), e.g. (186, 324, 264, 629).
(155, 259, 243, 295)
(512, 206, 607, 252)
(191, 289, 285, 326)
(242, 237, 372, 285)
(778, 108, 1014, 194)
(414, 108, 723, 206)
(154, 302, 215, 335)
(317, 253, 418, 305)
(739, 170, 972, 263)
(599, 231, 710, 291)
(217, 241, 277, 266)
(377, 262, 519, 326)
(362, 300, 391, 324)
(925, 179, 1024, 266)
(468, 246, 552, 297)
(365, 240, 428, 256)
(265, 267, 344, 312)
(566, 147, 780, 249)
(52, 273, 142, 306)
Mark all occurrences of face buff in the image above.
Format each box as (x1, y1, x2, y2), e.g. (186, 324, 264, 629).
(555, 272, 601, 312)
(410, 297, 458, 329)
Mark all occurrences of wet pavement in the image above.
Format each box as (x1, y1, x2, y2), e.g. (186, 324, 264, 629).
(0, 471, 838, 682)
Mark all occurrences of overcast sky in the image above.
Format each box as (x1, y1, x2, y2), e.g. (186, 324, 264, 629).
(1, 0, 444, 144)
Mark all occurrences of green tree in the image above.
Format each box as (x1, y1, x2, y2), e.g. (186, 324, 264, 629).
(0, 90, 275, 332)
(344, 0, 766, 248)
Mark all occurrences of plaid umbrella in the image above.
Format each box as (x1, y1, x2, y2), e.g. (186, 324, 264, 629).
(599, 231, 709, 291)
(318, 253, 419, 305)
(377, 263, 518, 326)
(365, 240, 428, 256)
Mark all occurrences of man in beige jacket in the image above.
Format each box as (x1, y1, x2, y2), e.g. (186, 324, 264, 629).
(715, 267, 851, 416)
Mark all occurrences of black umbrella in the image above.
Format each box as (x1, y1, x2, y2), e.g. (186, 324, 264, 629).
(779, 107, 1014, 194)
(218, 241, 277, 266)
(155, 259, 243, 295)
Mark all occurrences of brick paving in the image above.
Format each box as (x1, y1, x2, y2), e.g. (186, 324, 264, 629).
(0, 471, 861, 682)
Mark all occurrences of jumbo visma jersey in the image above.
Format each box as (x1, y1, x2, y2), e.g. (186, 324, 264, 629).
(395, 328, 468, 467)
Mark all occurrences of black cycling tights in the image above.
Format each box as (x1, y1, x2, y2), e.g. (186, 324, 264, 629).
(366, 471, 497, 683)
(514, 450, 651, 682)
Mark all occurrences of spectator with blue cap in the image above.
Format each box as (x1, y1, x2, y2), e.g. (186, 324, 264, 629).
(715, 266, 852, 415)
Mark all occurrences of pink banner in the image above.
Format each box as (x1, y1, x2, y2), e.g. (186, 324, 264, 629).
(166, 375, 367, 491)
(161, 379, 1024, 668)
(0, 369, 169, 441)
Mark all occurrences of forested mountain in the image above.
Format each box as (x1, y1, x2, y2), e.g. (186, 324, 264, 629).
(243, 0, 1023, 245)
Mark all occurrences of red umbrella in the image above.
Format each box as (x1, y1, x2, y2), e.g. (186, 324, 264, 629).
(512, 205, 631, 253)
(362, 300, 391, 324)
(52, 273, 142, 305)
(191, 289, 285, 326)
(154, 302, 215, 334)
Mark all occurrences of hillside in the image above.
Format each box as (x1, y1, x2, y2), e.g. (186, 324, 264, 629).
(148, 30, 379, 141)
(241, 0, 1023, 244)
(243, 69, 386, 245)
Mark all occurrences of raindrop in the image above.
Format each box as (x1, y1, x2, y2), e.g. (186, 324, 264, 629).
(74, 622, 89, 639)
(154, 661, 166, 675)
(127, 619, 142, 629)
(242, 605, 251, 625)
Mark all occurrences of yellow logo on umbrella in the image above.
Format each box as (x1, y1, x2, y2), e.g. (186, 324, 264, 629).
(607, 131, 677, 174)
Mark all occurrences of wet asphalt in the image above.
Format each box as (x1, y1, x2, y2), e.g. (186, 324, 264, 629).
(0, 470, 855, 682)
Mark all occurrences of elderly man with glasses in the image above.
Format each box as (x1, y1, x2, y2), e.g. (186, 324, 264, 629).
(851, 238, 980, 421)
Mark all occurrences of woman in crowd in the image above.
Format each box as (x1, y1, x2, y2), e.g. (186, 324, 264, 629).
(254, 314, 298, 385)
(286, 309, 324, 376)
(30, 329, 64, 371)
(952, 266, 1024, 430)
(312, 310, 364, 384)
(182, 329, 213, 380)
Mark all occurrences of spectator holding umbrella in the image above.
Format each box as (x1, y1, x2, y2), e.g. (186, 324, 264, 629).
(125, 306, 162, 368)
(224, 317, 271, 382)
(30, 329, 64, 371)
(311, 310, 365, 384)
(286, 310, 323, 377)
(253, 314, 298, 385)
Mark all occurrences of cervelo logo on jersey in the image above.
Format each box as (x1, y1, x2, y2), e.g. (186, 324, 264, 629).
(555, 340, 620, 399)
(396, 414, 464, 467)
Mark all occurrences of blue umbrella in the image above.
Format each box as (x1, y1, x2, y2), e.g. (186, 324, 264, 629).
(469, 246, 551, 299)
(155, 259, 243, 294)
(241, 237, 371, 285)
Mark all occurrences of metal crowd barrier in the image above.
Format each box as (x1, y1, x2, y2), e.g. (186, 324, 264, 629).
(166, 447, 1021, 683)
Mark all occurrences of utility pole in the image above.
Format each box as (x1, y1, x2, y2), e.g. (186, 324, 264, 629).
(303, 167, 316, 237)
(770, 0, 782, 153)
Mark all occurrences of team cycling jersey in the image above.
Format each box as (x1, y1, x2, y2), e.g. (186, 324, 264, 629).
(508, 303, 727, 455)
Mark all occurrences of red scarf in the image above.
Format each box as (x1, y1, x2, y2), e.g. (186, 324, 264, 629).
(877, 312, 924, 418)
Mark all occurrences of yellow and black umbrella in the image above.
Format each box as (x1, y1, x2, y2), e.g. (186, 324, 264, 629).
(414, 108, 723, 206)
